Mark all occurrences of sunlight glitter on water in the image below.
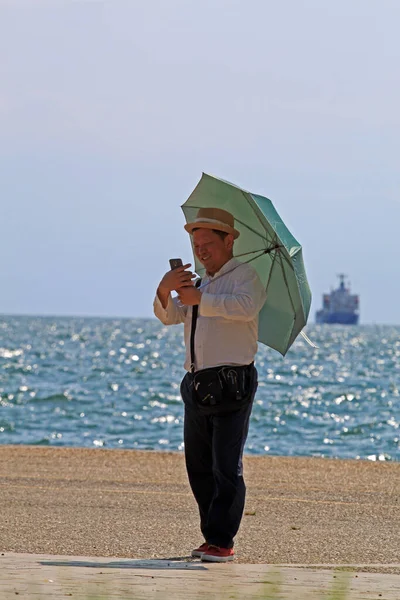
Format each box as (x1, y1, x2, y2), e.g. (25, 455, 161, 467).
(0, 316, 399, 460)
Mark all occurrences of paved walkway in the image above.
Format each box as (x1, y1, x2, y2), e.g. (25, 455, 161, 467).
(1, 552, 400, 599)
(1, 446, 400, 598)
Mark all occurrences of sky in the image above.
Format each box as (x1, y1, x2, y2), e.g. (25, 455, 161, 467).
(1, 0, 399, 325)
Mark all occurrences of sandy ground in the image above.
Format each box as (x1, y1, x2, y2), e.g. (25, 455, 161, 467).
(0, 445, 399, 570)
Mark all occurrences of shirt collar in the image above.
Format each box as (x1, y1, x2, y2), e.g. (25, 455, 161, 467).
(205, 257, 239, 280)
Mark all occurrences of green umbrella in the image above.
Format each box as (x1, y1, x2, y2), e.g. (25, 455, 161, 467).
(181, 173, 312, 356)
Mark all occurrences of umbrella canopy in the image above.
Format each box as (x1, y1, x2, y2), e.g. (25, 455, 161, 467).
(181, 173, 312, 356)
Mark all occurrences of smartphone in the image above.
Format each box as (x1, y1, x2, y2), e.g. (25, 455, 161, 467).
(169, 258, 183, 270)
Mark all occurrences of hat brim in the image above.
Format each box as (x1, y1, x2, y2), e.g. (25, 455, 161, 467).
(184, 221, 240, 239)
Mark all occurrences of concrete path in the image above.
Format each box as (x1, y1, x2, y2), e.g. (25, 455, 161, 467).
(1, 447, 400, 565)
(1, 446, 400, 598)
(1, 552, 400, 599)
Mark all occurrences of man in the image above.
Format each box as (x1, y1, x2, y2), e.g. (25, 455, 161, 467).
(153, 207, 266, 562)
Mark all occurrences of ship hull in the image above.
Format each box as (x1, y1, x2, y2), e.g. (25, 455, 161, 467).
(316, 311, 359, 325)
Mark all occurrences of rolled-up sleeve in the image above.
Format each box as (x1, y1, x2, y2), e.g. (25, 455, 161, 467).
(153, 293, 188, 325)
(199, 269, 266, 321)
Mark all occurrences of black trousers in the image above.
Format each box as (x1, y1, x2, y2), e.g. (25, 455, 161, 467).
(181, 366, 257, 549)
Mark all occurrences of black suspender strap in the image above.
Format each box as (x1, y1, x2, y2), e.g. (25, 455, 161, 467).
(190, 279, 202, 374)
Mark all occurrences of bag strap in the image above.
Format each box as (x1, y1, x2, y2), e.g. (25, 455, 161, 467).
(190, 279, 202, 374)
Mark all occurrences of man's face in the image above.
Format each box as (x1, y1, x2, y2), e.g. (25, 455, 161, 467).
(192, 228, 234, 276)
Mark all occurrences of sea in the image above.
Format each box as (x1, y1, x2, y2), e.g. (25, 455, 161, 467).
(0, 315, 399, 461)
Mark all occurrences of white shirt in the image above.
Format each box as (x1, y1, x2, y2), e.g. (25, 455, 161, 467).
(153, 258, 267, 372)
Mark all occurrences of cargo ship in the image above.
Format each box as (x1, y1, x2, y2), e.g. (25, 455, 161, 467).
(315, 274, 359, 324)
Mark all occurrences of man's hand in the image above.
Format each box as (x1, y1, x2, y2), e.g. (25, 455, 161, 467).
(157, 264, 194, 308)
(158, 264, 194, 293)
(177, 285, 202, 306)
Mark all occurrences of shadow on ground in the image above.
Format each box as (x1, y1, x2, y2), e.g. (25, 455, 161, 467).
(39, 557, 208, 571)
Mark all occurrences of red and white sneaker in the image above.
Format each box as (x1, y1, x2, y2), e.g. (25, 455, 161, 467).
(191, 542, 209, 558)
(201, 545, 235, 562)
